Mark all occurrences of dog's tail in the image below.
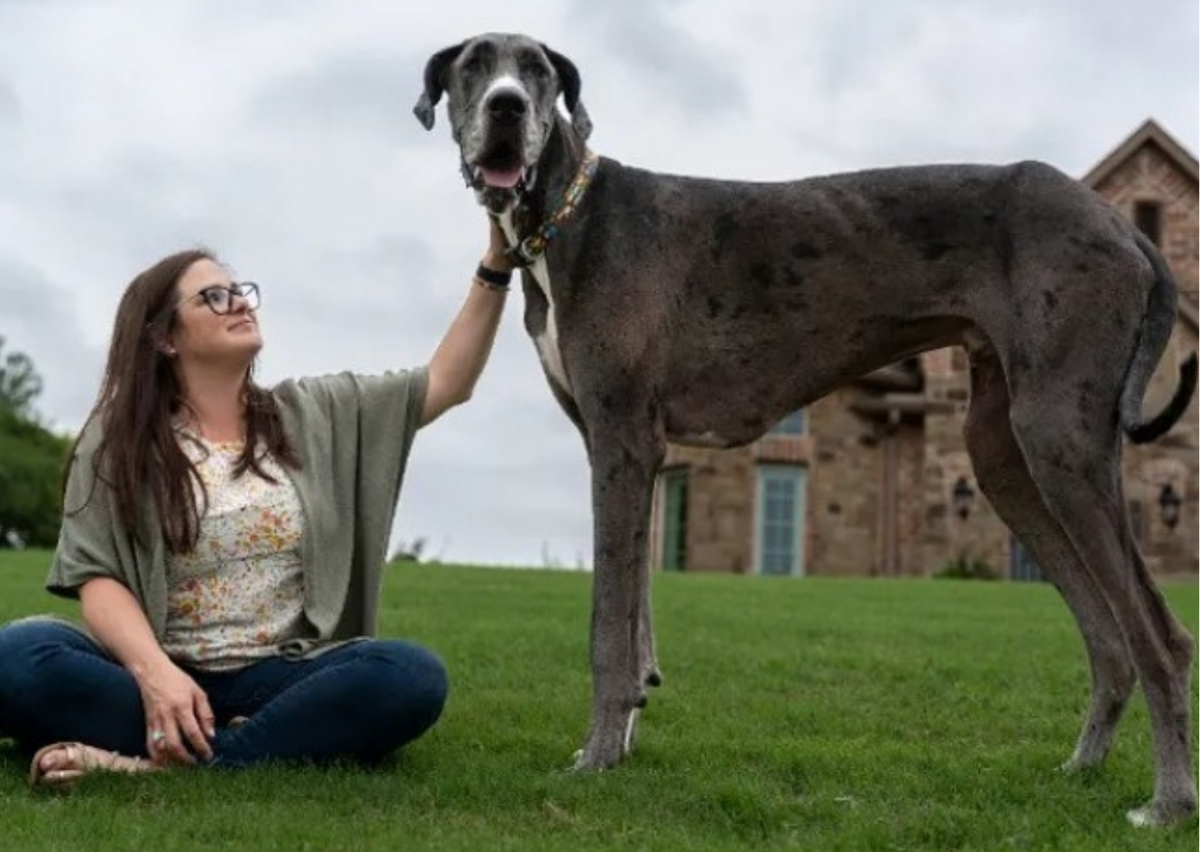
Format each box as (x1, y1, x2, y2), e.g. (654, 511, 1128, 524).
(1119, 229, 1197, 444)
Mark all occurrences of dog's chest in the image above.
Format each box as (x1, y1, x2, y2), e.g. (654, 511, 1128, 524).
(499, 213, 573, 395)
(526, 259, 573, 393)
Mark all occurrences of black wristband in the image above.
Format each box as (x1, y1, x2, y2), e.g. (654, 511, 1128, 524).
(475, 263, 513, 288)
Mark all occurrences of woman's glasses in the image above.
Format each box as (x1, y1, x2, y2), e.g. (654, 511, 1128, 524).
(181, 281, 261, 315)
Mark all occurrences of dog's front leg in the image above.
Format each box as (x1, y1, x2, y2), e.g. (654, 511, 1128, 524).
(574, 431, 662, 770)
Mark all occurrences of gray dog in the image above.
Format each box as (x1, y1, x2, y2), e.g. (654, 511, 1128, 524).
(414, 33, 1198, 825)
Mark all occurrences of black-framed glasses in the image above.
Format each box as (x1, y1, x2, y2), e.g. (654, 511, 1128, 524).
(179, 281, 261, 315)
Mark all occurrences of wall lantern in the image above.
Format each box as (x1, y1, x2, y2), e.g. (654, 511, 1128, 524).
(952, 476, 975, 520)
(1158, 483, 1182, 530)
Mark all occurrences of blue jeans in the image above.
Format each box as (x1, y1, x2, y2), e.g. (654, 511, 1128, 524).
(0, 619, 448, 767)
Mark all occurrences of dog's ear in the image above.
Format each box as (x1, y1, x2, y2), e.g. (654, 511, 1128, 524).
(542, 44, 592, 141)
(413, 42, 465, 131)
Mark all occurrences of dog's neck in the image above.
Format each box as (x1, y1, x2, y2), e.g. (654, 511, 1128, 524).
(510, 116, 591, 242)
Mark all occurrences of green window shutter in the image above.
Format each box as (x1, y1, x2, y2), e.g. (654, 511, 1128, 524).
(662, 470, 688, 571)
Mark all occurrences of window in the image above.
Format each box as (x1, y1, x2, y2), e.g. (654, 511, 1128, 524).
(756, 465, 806, 576)
(1134, 201, 1162, 246)
(769, 409, 806, 436)
(661, 469, 688, 571)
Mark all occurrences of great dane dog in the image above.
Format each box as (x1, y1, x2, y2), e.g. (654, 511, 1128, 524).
(414, 33, 1198, 825)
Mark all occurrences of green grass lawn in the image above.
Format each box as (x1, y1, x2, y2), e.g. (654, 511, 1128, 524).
(0, 548, 1196, 851)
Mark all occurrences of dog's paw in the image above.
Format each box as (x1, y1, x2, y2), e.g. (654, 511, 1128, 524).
(570, 748, 612, 772)
(1127, 805, 1165, 828)
(1058, 756, 1100, 774)
(1126, 797, 1198, 828)
(570, 727, 628, 771)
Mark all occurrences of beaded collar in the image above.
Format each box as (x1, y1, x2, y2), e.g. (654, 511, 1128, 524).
(504, 150, 600, 268)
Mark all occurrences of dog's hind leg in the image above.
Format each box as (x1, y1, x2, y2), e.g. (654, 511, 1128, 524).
(964, 346, 1135, 771)
(1004, 365, 1196, 826)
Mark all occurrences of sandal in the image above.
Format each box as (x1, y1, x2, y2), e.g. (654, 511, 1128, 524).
(28, 741, 158, 788)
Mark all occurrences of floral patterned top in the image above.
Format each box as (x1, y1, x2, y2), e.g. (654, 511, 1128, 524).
(162, 432, 307, 671)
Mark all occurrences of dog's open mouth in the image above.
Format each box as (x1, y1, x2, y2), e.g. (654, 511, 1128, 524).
(471, 143, 533, 191)
(476, 163, 525, 189)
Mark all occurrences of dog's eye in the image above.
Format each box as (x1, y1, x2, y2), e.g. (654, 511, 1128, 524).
(462, 55, 485, 75)
(519, 58, 549, 78)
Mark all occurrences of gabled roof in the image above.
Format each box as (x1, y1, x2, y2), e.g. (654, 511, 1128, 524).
(1082, 119, 1199, 335)
(1082, 118, 1199, 188)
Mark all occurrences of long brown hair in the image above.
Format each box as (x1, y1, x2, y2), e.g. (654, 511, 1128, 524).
(67, 248, 300, 553)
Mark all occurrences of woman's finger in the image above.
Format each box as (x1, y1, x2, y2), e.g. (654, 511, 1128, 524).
(158, 715, 195, 765)
(194, 690, 217, 740)
(145, 717, 170, 765)
(178, 707, 214, 761)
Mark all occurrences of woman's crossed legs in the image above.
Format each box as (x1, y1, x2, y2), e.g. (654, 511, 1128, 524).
(0, 619, 448, 782)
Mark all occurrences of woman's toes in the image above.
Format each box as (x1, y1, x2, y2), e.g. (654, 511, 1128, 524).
(39, 747, 68, 773)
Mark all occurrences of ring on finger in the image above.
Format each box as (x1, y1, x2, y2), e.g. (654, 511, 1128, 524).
(149, 729, 166, 745)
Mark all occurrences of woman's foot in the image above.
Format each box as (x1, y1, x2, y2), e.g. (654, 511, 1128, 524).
(28, 742, 159, 788)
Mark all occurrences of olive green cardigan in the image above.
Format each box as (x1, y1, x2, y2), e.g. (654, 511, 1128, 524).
(38, 367, 428, 658)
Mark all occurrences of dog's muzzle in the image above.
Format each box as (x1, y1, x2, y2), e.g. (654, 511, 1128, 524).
(461, 89, 546, 209)
(463, 159, 538, 213)
(461, 158, 538, 195)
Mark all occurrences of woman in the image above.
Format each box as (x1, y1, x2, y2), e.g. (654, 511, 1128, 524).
(0, 219, 516, 784)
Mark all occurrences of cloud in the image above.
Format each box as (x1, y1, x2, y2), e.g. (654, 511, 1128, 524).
(0, 259, 104, 431)
(251, 49, 421, 139)
(399, 418, 594, 568)
(563, 0, 748, 123)
(252, 233, 448, 382)
(0, 78, 17, 126)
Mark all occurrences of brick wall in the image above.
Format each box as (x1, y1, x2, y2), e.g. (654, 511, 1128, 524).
(1092, 142, 1198, 303)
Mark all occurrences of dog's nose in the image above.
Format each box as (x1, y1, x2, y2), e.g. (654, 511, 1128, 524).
(487, 92, 527, 124)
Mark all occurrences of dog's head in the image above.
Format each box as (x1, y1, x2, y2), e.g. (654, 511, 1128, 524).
(413, 33, 592, 212)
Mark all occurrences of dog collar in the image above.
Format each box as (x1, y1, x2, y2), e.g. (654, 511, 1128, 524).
(505, 150, 600, 268)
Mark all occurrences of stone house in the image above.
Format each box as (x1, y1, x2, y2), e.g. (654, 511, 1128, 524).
(649, 119, 1198, 580)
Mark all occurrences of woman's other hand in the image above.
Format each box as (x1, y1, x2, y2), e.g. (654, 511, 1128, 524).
(134, 658, 216, 765)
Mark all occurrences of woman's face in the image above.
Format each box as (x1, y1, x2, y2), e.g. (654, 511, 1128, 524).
(168, 259, 263, 366)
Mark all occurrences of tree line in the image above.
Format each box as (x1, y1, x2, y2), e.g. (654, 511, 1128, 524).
(0, 336, 71, 548)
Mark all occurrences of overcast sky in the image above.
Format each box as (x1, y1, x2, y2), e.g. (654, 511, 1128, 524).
(0, 0, 1196, 567)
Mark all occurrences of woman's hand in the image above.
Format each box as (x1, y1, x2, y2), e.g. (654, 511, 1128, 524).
(78, 577, 217, 765)
(134, 658, 216, 765)
(483, 215, 515, 272)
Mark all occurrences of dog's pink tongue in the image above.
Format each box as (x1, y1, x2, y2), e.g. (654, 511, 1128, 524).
(481, 166, 523, 188)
